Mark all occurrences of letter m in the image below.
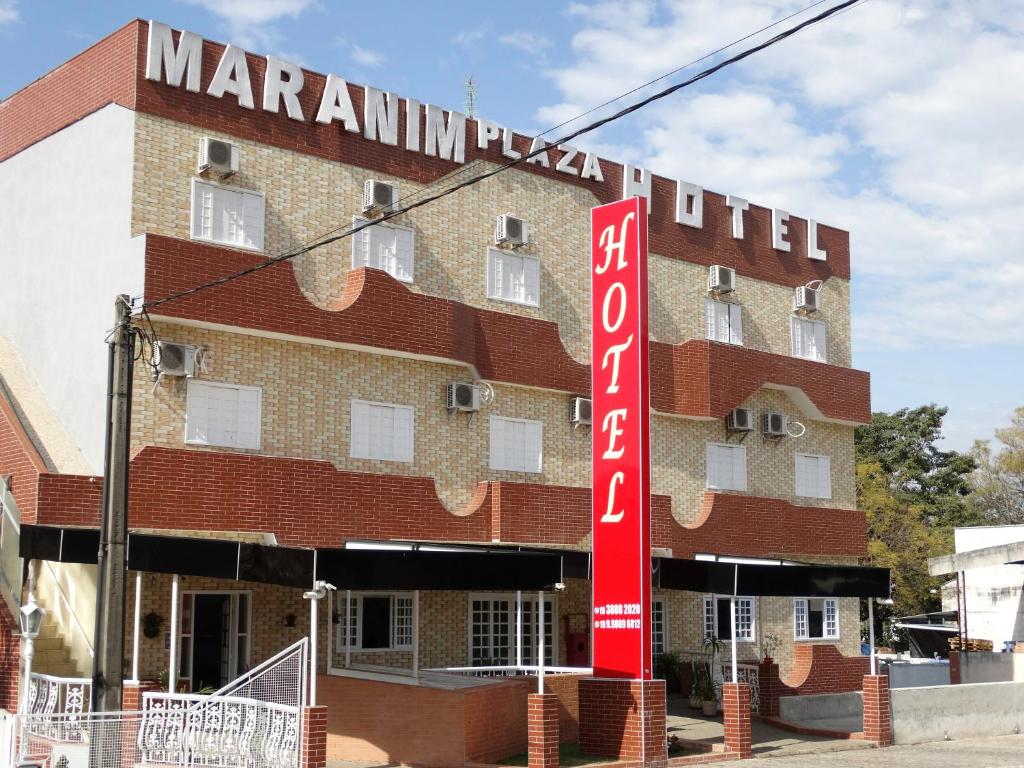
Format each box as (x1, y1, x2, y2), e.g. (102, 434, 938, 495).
(146, 20, 203, 93)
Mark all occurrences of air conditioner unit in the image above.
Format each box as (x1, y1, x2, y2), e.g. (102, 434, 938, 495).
(762, 411, 788, 438)
(708, 265, 735, 294)
(50, 743, 90, 768)
(794, 286, 819, 312)
(446, 382, 481, 413)
(726, 407, 753, 432)
(363, 180, 398, 215)
(199, 137, 239, 176)
(570, 397, 592, 426)
(495, 214, 528, 248)
(153, 341, 197, 378)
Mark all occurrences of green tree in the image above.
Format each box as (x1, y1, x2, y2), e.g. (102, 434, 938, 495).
(970, 406, 1024, 524)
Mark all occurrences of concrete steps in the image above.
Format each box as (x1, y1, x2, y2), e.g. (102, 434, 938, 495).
(30, 601, 89, 679)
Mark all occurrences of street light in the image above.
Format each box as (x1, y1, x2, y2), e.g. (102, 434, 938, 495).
(19, 594, 45, 716)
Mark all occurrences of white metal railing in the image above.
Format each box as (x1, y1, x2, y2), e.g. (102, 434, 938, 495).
(680, 651, 760, 712)
(14, 710, 143, 768)
(422, 665, 592, 678)
(139, 639, 307, 768)
(25, 673, 91, 739)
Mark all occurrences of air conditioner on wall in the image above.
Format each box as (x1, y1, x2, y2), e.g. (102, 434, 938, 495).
(495, 214, 528, 248)
(570, 397, 592, 426)
(153, 341, 197, 378)
(726, 407, 753, 432)
(446, 383, 481, 413)
(762, 411, 788, 437)
(199, 137, 239, 176)
(794, 285, 819, 312)
(708, 265, 735, 293)
(363, 180, 398, 215)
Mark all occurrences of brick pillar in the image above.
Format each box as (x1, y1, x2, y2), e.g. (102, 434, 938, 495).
(579, 679, 666, 766)
(722, 683, 753, 758)
(123, 681, 162, 711)
(948, 651, 961, 684)
(528, 693, 560, 768)
(861, 675, 891, 746)
(299, 705, 328, 768)
(757, 661, 780, 717)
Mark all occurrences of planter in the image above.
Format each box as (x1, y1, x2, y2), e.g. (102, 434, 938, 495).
(702, 700, 717, 717)
(762, 657, 773, 665)
(689, 693, 702, 709)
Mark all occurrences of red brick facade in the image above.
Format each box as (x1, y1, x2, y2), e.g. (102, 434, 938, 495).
(299, 705, 328, 768)
(0, 391, 48, 523)
(758, 644, 870, 715)
(578, 679, 666, 764)
(32, 446, 866, 558)
(3, 21, 850, 288)
(143, 235, 870, 424)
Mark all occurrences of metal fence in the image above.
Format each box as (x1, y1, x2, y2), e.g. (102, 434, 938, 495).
(10, 710, 143, 768)
(26, 673, 91, 733)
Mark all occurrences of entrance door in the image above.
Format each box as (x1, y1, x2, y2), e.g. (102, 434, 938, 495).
(182, 592, 251, 691)
(193, 594, 230, 690)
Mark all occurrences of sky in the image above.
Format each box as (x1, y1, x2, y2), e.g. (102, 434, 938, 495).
(2, 0, 1021, 454)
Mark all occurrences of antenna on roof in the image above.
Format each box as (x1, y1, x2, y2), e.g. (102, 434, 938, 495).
(465, 77, 478, 119)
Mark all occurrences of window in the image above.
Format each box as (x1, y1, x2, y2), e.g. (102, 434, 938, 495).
(705, 299, 743, 345)
(185, 380, 262, 450)
(176, 592, 251, 688)
(652, 597, 668, 655)
(706, 442, 747, 491)
(191, 179, 265, 250)
(469, 594, 554, 666)
(350, 400, 414, 463)
(486, 248, 540, 307)
(702, 596, 755, 641)
(336, 593, 414, 651)
(791, 317, 827, 362)
(352, 217, 414, 283)
(795, 454, 832, 499)
(490, 416, 543, 473)
(794, 598, 839, 640)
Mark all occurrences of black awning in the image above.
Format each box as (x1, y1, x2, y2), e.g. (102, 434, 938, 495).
(20, 525, 563, 591)
(655, 557, 891, 598)
(315, 548, 561, 591)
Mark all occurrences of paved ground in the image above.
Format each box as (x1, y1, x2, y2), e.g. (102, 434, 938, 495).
(742, 734, 1024, 766)
(666, 695, 870, 758)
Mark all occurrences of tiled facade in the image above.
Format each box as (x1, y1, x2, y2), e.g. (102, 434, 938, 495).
(0, 19, 873, 711)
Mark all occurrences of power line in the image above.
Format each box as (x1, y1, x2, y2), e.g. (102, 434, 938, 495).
(143, 0, 862, 313)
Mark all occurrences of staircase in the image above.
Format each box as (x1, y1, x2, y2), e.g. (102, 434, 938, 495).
(31, 601, 88, 678)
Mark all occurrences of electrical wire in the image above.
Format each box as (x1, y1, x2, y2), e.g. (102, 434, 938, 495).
(142, 0, 862, 313)
(282, 0, 838, 251)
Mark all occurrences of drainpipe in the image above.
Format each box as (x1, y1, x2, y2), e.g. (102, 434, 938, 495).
(131, 571, 142, 682)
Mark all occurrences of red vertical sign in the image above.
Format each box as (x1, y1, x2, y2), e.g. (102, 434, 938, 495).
(590, 196, 651, 680)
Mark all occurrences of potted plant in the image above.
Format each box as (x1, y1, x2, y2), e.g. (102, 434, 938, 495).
(689, 661, 707, 709)
(654, 651, 684, 694)
(762, 632, 780, 664)
(696, 666, 718, 716)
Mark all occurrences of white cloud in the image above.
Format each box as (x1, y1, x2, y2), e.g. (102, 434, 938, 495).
(499, 31, 553, 54)
(351, 45, 385, 68)
(540, 0, 1024, 351)
(178, 0, 316, 50)
(452, 25, 489, 47)
(0, 0, 17, 24)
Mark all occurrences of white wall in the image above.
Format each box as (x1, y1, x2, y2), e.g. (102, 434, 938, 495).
(948, 526, 1024, 649)
(0, 104, 143, 474)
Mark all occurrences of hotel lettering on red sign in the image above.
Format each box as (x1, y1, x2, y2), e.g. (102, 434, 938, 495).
(590, 196, 652, 680)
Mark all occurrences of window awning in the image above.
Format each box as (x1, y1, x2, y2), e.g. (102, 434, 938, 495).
(654, 556, 891, 598)
(19, 525, 563, 591)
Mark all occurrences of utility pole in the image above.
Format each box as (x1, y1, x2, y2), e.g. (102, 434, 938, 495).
(91, 295, 134, 712)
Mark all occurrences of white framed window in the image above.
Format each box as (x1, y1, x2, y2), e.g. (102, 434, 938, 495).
(652, 597, 668, 655)
(706, 442, 747, 491)
(352, 217, 415, 283)
(791, 316, 827, 362)
(175, 591, 251, 689)
(489, 416, 543, 473)
(350, 399, 414, 463)
(702, 596, 755, 641)
(705, 298, 743, 345)
(469, 593, 554, 666)
(486, 248, 540, 307)
(335, 592, 414, 651)
(185, 380, 262, 450)
(795, 453, 832, 499)
(794, 598, 839, 640)
(190, 178, 265, 250)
